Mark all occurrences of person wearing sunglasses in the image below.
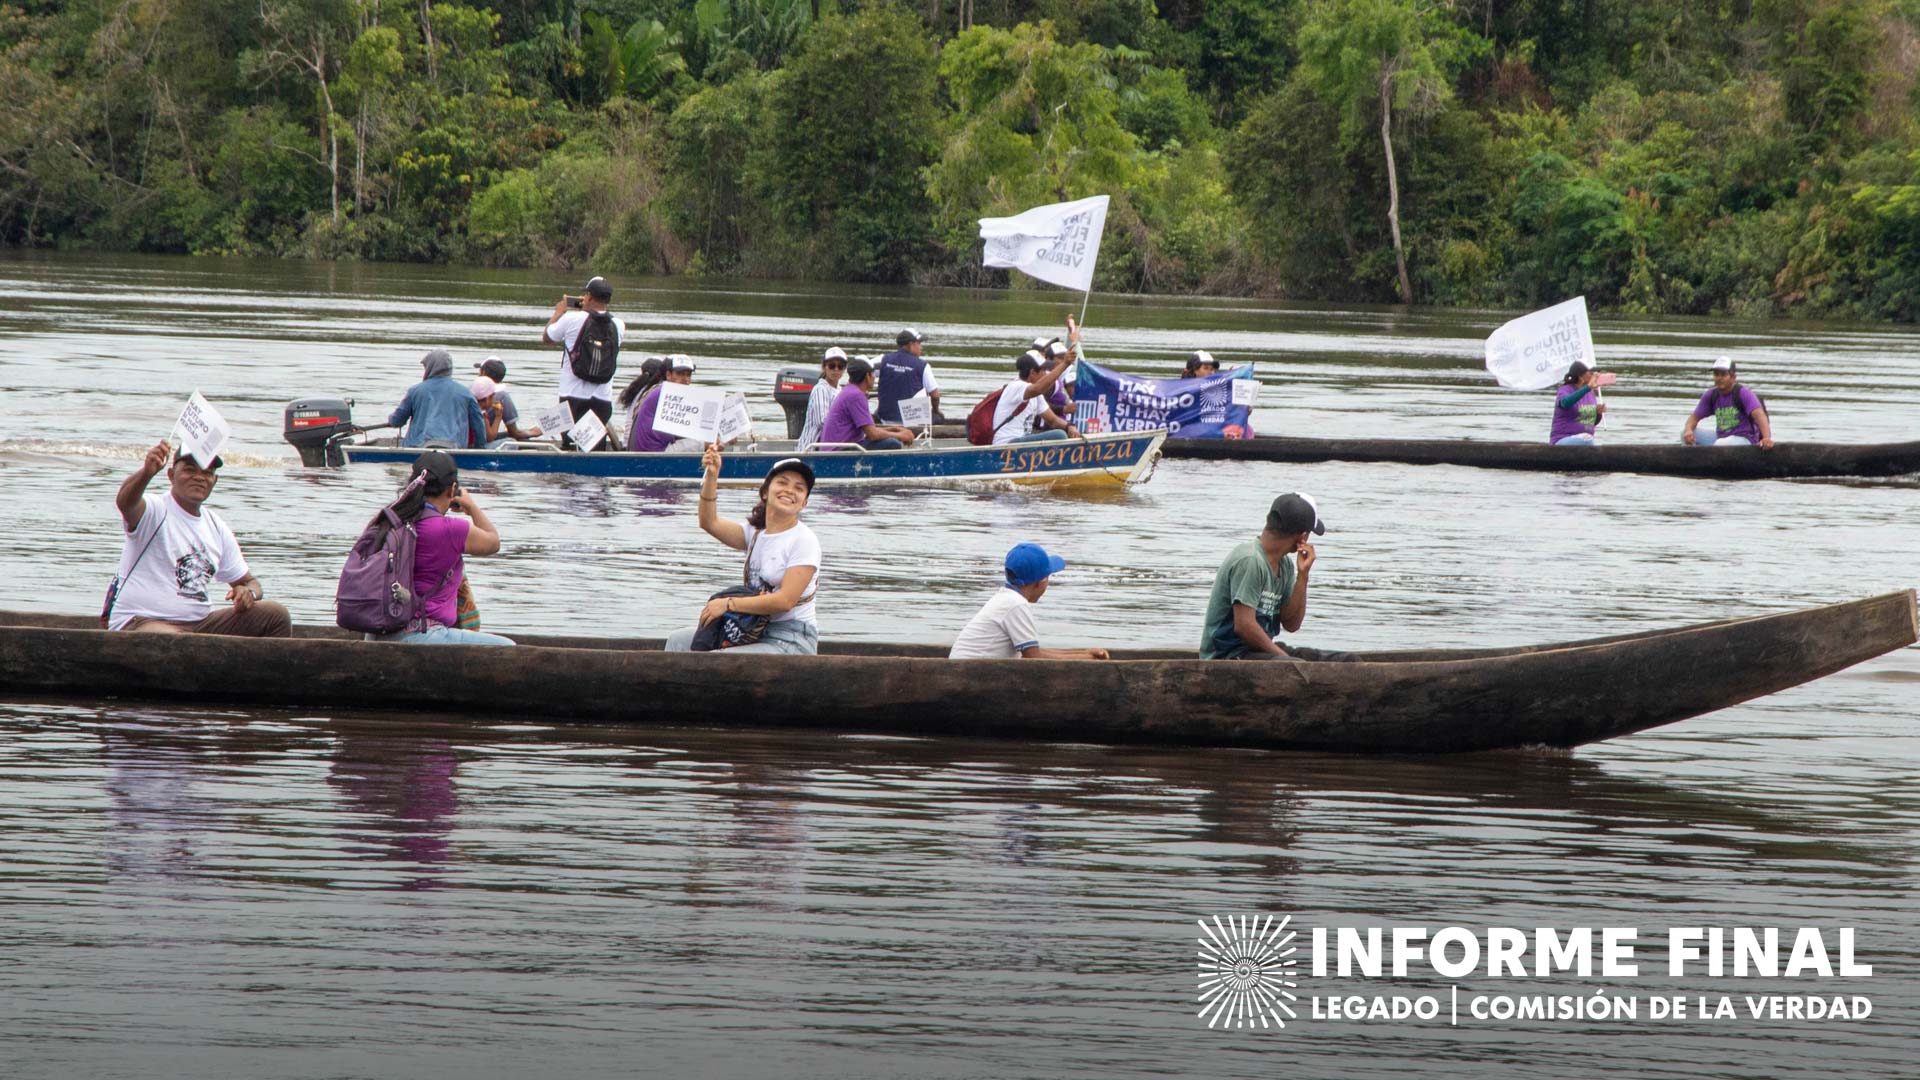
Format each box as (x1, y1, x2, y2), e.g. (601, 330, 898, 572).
(797, 346, 850, 450)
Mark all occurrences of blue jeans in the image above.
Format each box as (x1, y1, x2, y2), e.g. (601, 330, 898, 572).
(367, 625, 516, 646)
(1695, 428, 1750, 446)
(664, 619, 818, 655)
(1553, 433, 1597, 446)
(1010, 429, 1069, 444)
(861, 437, 905, 450)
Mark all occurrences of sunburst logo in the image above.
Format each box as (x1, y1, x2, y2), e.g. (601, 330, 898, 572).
(1196, 914, 1300, 1030)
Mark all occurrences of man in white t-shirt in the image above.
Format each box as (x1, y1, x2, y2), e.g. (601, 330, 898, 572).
(990, 349, 1079, 446)
(948, 543, 1110, 660)
(541, 275, 627, 433)
(107, 440, 290, 636)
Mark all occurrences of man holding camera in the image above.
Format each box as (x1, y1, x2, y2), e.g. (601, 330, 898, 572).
(542, 276, 626, 430)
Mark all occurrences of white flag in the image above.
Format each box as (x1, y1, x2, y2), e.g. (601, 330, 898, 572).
(897, 394, 933, 429)
(716, 393, 754, 445)
(1485, 297, 1596, 390)
(566, 409, 608, 452)
(175, 391, 231, 468)
(652, 383, 726, 444)
(979, 195, 1110, 293)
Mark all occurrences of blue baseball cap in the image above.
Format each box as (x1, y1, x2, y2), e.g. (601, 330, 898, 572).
(1005, 542, 1067, 586)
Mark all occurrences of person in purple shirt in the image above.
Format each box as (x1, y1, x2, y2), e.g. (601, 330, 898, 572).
(1550, 358, 1606, 445)
(617, 355, 703, 452)
(364, 451, 513, 646)
(819, 358, 917, 450)
(1683, 356, 1774, 448)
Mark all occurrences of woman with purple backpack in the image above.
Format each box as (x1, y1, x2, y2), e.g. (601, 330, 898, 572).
(361, 451, 514, 646)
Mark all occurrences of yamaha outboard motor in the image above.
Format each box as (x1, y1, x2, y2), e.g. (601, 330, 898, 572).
(284, 397, 356, 467)
(773, 367, 820, 438)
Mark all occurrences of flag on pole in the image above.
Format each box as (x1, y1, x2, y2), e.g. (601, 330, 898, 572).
(979, 195, 1110, 293)
(1485, 297, 1596, 391)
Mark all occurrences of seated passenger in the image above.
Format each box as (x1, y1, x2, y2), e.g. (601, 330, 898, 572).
(949, 543, 1110, 660)
(819, 358, 917, 450)
(798, 347, 850, 449)
(1683, 356, 1773, 448)
(106, 440, 291, 637)
(1199, 492, 1353, 661)
(665, 450, 822, 655)
(618, 354, 705, 452)
(1551, 359, 1606, 446)
(388, 349, 487, 448)
(990, 344, 1080, 446)
(363, 451, 513, 646)
(470, 368, 541, 446)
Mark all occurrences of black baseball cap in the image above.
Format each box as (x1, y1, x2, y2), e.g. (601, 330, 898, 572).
(173, 449, 224, 470)
(1015, 350, 1044, 378)
(410, 450, 459, 493)
(897, 328, 925, 347)
(847, 358, 875, 384)
(1266, 492, 1326, 536)
(765, 457, 816, 492)
(585, 276, 613, 301)
(475, 357, 507, 382)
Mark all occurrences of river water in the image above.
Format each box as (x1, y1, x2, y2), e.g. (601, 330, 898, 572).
(0, 251, 1916, 1078)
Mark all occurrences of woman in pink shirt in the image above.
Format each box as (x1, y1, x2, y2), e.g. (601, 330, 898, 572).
(366, 451, 514, 646)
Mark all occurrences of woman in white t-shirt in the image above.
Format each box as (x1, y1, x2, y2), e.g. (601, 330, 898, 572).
(664, 446, 822, 654)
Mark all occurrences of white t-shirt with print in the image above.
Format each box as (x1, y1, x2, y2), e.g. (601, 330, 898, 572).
(109, 493, 249, 629)
(742, 521, 821, 627)
(949, 587, 1041, 659)
(990, 379, 1048, 445)
(548, 309, 628, 402)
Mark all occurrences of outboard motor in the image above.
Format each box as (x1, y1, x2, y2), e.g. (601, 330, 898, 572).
(773, 367, 820, 438)
(284, 397, 356, 467)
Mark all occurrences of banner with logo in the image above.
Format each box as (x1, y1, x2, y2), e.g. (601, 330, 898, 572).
(1070, 359, 1257, 439)
(979, 195, 1110, 293)
(1485, 297, 1596, 390)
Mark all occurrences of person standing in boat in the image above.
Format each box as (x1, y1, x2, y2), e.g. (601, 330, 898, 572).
(618, 355, 707, 452)
(542, 275, 625, 437)
(1683, 356, 1774, 448)
(106, 440, 291, 637)
(1199, 493, 1352, 661)
(388, 349, 488, 448)
(364, 451, 513, 646)
(820, 358, 918, 450)
(949, 543, 1110, 660)
(797, 347, 850, 449)
(665, 451, 821, 655)
(1550, 359, 1606, 446)
(875, 328, 943, 424)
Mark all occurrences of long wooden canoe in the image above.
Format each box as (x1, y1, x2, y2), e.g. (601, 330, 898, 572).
(1, 593, 1910, 753)
(921, 425, 1920, 480)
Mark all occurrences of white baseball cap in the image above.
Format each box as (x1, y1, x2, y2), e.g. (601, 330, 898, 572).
(1712, 356, 1736, 373)
(669, 354, 697, 373)
(823, 346, 848, 362)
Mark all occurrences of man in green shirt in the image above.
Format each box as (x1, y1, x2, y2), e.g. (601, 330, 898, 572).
(1200, 492, 1349, 661)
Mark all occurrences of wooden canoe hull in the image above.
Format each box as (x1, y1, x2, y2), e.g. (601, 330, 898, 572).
(0, 593, 1910, 753)
(919, 426, 1920, 480)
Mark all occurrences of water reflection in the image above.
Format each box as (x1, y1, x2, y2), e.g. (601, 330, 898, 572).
(327, 730, 460, 890)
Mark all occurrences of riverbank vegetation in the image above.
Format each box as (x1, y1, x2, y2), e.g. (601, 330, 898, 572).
(3, 1, 1917, 318)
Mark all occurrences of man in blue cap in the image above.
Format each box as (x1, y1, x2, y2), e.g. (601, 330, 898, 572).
(949, 543, 1111, 660)
(1200, 492, 1352, 660)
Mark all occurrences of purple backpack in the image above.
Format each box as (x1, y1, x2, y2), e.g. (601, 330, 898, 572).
(336, 505, 453, 634)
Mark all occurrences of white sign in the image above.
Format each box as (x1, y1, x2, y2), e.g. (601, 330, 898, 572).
(1485, 297, 1596, 391)
(1231, 379, 1260, 407)
(175, 391, 230, 468)
(566, 409, 607, 452)
(536, 403, 575, 439)
(897, 394, 933, 429)
(716, 393, 753, 445)
(653, 383, 726, 444)
(979, 195, 1110, 293)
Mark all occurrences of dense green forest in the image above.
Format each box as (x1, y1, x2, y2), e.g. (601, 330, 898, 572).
(3, 1, 1917, 318)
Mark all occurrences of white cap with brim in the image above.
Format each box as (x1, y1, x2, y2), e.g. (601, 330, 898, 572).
(823, 347, 848, 362)
(669, 354, 697, 372)
(1712, 356, 1736, 373)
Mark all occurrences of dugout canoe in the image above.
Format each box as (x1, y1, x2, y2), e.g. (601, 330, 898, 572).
(0, 592, 1911, 753)
(916, 426, 1920, 480)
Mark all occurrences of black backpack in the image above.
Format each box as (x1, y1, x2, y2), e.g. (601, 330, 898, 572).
(569, 310, 620, 384)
